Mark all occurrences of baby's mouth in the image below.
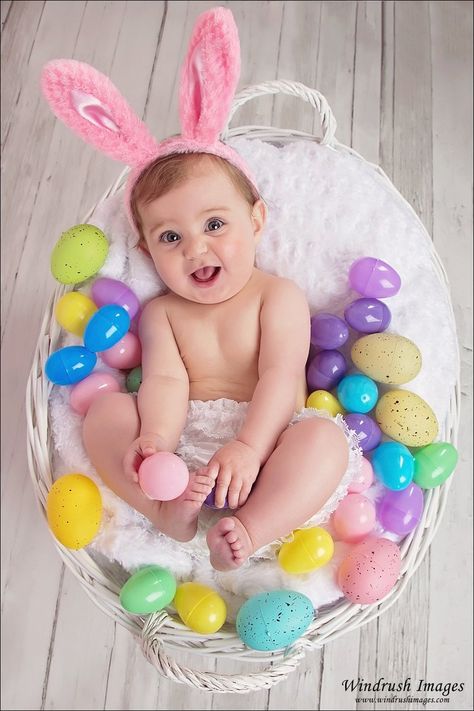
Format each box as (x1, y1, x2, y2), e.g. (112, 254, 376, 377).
(191, 266, 221, 284)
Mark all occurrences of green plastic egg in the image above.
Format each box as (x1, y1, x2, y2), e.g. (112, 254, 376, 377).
(119, 565, 176, 614)
(413, 442, 458, 489)
(126, 366, 142, 393)
(51, 224, 109, 285)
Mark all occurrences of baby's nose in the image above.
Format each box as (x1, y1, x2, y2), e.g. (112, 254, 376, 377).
(183, 237, 208, 260)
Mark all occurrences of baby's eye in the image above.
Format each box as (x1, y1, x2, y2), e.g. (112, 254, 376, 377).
(206, 218, 224, 232)
(160, 231, 181, 243)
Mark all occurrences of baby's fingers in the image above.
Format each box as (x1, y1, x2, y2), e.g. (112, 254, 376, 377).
(227, 479, 242, 510)
(123, 447, 141, 483)
(214, 466, 231, 508)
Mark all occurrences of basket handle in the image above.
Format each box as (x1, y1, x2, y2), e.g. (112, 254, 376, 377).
(140, 613, 306, 693)
(222, 79, 337, 145)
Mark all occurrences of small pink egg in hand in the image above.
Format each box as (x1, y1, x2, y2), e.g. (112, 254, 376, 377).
(348, 457, 374, 493)
(332, 493, 376, 543)
(138, 452, 189, 501)
(70, 372, 121, 415)
(101, 332, 142, 370)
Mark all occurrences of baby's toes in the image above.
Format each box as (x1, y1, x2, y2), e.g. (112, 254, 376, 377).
(230, 539, 242, 551)
(225, 530, 239, 544)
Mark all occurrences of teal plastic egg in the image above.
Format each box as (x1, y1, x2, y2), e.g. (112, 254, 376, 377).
(84, 304, 130, 352)
(45, 345, 97, 385)
(371, 441, 414, 490)
(119, 565, 176, 614)
(236, 590, 314, 651)
(50, 224, 109, 285)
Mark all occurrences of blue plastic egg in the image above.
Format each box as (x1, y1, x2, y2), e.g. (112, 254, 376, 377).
(371, 441, 415, 490)
(336, 374, 378, 413)
(236, 590, 314, 651)
(84, 304, 130, 352)
(45, 346, 97, 385)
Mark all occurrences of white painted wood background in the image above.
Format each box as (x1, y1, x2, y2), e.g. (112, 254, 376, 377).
(1, 1, 472, 709)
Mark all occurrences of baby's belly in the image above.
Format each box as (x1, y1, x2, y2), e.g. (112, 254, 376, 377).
(188, 374, 308, 410)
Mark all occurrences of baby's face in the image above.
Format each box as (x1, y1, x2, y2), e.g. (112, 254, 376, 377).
(139, 163, 266, 304)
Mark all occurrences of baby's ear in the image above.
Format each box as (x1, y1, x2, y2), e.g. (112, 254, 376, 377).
(179, 7, 240, 145)
(41, 59, 160, 167)
(252, 199, 267, 243)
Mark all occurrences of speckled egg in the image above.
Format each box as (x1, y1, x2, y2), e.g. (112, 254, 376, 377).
(46, 473, 102, 549)
(50, 224, 109, 285)
(236, 590, 314, 651)
(351, 333, 422, 385)
(375, 389, 438, 447)
(337, 537, 401, 604)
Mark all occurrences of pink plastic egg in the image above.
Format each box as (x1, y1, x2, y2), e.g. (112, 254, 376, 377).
(332, 493, 376, 542)
(69, 372, 121, 415)
(101, 332, 142, 370)
(91, 277, 140, 319)
(348, 457, 374, 493)
(337, 537, 401, 604)
(138, 452, 189, 501)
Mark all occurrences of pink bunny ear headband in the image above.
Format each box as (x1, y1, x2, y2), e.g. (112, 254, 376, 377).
(41, 7, 258, 236)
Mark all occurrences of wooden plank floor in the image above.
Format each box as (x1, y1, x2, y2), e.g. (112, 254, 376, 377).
(1, 2, 472, 709)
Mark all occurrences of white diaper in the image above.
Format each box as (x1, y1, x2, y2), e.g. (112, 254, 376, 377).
(176, 398, 363, 560)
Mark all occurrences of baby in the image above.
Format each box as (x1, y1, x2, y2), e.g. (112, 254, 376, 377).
(83, 151, 351, 571)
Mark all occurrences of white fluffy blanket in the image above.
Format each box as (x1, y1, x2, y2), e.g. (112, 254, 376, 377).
(50, 137, 458, 620)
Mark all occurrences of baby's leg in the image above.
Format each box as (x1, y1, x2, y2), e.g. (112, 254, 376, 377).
(82, 392, 214, 541)
(207, 418, 349, 570)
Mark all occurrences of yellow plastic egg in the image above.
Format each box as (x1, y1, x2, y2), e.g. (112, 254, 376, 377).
(278, 527, 334, 574)
(46, 473, 102, 549)
(351, 333, 422, 385)
(173, 582, 227, 634)
(55, 292, 98, 336)
(375, 389, 438, 447)
(306, 390, 344, 416)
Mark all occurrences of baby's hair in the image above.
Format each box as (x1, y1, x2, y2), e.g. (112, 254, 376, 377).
(130, 152, 262, 247)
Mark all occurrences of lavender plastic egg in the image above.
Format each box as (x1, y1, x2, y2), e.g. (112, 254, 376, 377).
(349, 257, 401, 298)
(91, 277, 140, 320)
(307, 350, 347, 391)
(310, 313, 349, 349)
(204, 488, 229, 510)
(378, 483, 424, 535)
(344, 298, 392, 334)
(343, 413, 382, 452)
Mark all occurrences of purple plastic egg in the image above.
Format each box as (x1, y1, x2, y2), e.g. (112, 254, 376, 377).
(310, 313, 349, 349)
(349, 257, 401, 298)
(378, 483, 424, 535)
(204, 488, 229, 510)
(307, 350, 347, 391)
(91, 277, 140, 320)
(343, 413, 382, 452)
(344, 298, 391, 333)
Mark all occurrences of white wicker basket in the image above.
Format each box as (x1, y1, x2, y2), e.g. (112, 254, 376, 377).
(26, 81, 461, 694)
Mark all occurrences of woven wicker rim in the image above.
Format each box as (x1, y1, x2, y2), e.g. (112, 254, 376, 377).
(26, 80, 461, 693)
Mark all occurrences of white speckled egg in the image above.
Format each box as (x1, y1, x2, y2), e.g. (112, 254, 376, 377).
(351, 333, 422, 385)
(375, 390, 438, 446)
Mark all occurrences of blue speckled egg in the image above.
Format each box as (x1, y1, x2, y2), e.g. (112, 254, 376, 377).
(45, 345, 97, 385)
(236, 590, 314, 651)
(84, 304, 130, 352)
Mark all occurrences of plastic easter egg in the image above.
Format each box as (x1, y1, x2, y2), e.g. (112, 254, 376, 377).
(119, 565, 176, 614)
(348, 257, 401, 298)
(378, 483, 424, 535)
(310, 313, 349, 349)
(332, 493, 376, 543)
(50, 224, 109, 285)
(343, 413, 382, 452)
(351, 333, 422, 385)
(126, 365, 142, 393)
(371, 441, 415, 490)
(306, 390, 344, 416)
(336, 374, 378, 414)
(69, 371, 121, 415)
(138, 452, 189, 501)
(344, 298, 391, 334)
(174, 582, 226, 634)
(84, 304, 130, 352)
(91, 277, 140, 319)
(236, 590, 314, 651)
(45, 345, 97, 385)
(375, 390, 438, 447)
(338, 537, 401, 604)
(307, 350, 347, 391)
(46, 473, 102, 549)
(204, 487, 229, 509)
(101, 332, 142, 369)
(55, 291, 97, 336)
(348, 457, 374, 493)
(278, 527, 334, 574)
(413, 442, 458, 489)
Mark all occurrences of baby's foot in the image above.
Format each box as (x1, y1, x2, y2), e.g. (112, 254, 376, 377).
(206, 516, 254, 571)
(156, 469, 215, 542)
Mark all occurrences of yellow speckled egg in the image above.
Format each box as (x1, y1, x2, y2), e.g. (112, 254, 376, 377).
(375, 390, 438, 447)
(46, 473, 102, 549)
(351, 333, 422, 385)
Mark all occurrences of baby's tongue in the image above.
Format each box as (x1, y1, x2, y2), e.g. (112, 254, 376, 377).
(193, 266, 216, 281)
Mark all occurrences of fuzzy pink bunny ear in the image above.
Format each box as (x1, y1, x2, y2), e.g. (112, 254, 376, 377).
(41, 59, 160, 167)
(179, 7, 240, 145)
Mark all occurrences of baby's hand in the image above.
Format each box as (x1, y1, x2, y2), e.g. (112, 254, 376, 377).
(207, 440, 261, 509)
(123, 433, 163, 484)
